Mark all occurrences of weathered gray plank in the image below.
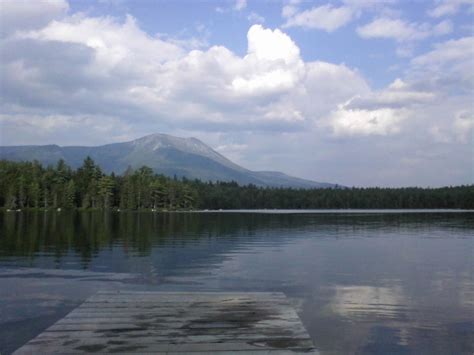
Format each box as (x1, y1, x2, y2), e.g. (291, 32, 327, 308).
(26, 336, 315, 348)
(35, 330, 312, 342)
(96, 291, 287, 297)
(64, 309, 299, 317)
(35, 329, 312, 343)
(56, 317, 300, 326)
(14, 291, 317, 354)
(15, 340, 315, 352)
(85, 299, 290, 305)
(89, 293, 286, 301)
(63, 306, 301, 319)
(47, 320, 307, 332)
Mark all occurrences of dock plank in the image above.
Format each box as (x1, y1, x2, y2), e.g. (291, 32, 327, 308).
(14, 291, 318, 354)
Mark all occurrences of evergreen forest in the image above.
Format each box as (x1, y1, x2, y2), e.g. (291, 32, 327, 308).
(1, 159, 473, 210)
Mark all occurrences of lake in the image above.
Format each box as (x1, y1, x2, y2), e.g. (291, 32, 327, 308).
(0, 210, 473, 354)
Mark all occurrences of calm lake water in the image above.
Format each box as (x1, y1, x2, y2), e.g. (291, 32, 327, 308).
(0, 210, 473, 354)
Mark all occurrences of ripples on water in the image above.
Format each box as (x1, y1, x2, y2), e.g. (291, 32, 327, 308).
(0, 210, 473, 354)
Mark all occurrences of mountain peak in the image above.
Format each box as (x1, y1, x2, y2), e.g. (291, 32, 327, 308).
(0, 133, 337, 188)
(134, 133, 205, 152)
(134, 133, 204, 148)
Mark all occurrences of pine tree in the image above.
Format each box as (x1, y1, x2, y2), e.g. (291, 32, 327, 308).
(5, 186, 17, 210)
(29, 181, 41, 208)
(64, 180, 76, 208)
(98, 176, 114, 209)
(150, 180, 165, 209)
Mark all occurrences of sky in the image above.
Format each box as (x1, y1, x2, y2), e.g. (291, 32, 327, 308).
(0, 0, 473, 187)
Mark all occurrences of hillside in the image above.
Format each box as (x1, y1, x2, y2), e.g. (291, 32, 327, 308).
(0, 133, 335, 188)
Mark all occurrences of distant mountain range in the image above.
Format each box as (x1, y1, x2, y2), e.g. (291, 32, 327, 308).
(0, 133, 336, 188)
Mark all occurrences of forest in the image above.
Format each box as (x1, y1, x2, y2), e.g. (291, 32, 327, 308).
(1, 158, 473, 210)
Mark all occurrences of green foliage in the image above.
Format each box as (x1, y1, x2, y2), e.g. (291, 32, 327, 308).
(98, 176, 114, 208)
(189, 181, 474, 210)
(0, 158, 197, 210)
(0, 159, 473, 210)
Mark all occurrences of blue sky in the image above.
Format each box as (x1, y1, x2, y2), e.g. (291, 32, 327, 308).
(66, 0, 473, 88)
(0, 0, 473, 187)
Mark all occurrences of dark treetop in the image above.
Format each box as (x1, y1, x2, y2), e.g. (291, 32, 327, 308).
(0, 158, 473, 210)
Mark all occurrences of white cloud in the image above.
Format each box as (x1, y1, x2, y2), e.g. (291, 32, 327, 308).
(411, 36, 474, 68)
(410, 36, 474, 93)
(247, 12, 265, 24)
(282, 4, 298, 18)
(1, 7, 472, 186)
(20, 14, 184, 70)
(433, 19, 454, 36)
(357, 17, 431, 42)
(428, 0, 474, 18)
(0, 113, 132, 146)
(246, 25, 299, 63)
(347, 78, 436, 109)
(342, 0, 397, 9)
(2, 18, 366, 135)
(283, 4, 353, 32)
(230, 25, 304, 96)
(234, 0, 247, 11)
(357, 16, 455, 57)
(215, 143, 248, 163)
(299, 61, 370, 120)
(281, 0, 398, 32)
(324, 41, 472, 141)
(453, 111, 474, 142)
(328, 105, 408, 136)
(395, 45, 415, 58)
(0, 0, 69, 36)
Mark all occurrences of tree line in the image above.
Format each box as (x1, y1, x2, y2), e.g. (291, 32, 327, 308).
(191, 180, 474, 210)
(1, 159, 473, 210)
(0, 158, 196, 210)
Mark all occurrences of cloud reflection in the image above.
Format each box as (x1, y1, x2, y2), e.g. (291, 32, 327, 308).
(330, 284, 406, 319)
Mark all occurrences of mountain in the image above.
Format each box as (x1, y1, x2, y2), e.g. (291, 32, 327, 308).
(0, 133, 336, 188)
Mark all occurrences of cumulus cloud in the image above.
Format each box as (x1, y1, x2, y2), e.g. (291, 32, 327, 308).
(20, 14, 184, 69)
(324, 34, 473, 141)
(231, 25, 304, 95)
(0, 0, 69, 37)
(0, 3, 472, 186)
(328, 106, 408, 136)
(347, 79, 435, 109)
(0, 14, 368, 138)
(324, 80, 430, 137)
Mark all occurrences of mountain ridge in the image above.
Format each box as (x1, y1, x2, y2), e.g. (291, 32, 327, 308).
(0, 133, 336, 188)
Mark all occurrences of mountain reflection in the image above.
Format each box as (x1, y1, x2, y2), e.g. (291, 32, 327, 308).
(2, 211, 473, 263)
(0, 210, 473, 354)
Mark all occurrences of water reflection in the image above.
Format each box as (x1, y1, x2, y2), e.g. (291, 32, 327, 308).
(0, 210, 473, 354)
(329, 285, 406, 319)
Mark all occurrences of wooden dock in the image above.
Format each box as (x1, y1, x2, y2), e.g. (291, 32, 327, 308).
(14, 291, 318, 354)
